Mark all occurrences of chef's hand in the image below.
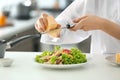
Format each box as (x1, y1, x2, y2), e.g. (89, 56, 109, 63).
(35, 13, 60, 33)
(35, 13, 48, 33)
(71, 15, 105, 31)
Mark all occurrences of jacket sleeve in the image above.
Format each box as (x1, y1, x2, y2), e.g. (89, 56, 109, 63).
(40, 0, 95, 45)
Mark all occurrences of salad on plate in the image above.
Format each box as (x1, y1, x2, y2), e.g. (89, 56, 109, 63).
(35, 46, 87, 65)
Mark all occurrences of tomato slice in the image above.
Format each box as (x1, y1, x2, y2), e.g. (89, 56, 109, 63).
(62, 49, 71, 54)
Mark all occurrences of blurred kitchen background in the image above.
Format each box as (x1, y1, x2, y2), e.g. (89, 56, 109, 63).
(0, 0, 91, 53)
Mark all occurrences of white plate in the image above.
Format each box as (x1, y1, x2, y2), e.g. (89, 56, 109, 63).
(37, 62, 87, 69)
(36, 54, 91, 69)
(105, 55, 120, 65)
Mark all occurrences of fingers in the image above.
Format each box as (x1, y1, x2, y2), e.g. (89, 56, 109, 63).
(35, 24, 44, 33)
(42, 13, 48, 29)
(35, 13, 48, 33)
(70, 24, 84, 31)
(73, 15, 88, 23)
(34, 18, 46, 33)
(42, 17, 48, 30)
(70, 15, 88, 31)
(70, 24, 88, 31)
(35, 13, 61, 33)
(39, 18, 46, 31)
(70, 19, 85, 31)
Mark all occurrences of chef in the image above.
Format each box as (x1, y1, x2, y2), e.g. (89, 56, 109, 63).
(35, 0, 120, 54)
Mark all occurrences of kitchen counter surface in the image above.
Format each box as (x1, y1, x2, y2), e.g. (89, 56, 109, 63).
(0, 18, 38, 39)
(0, 52, 120, 80)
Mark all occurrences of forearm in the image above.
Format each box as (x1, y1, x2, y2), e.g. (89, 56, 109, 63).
(101, 19, 120, 40)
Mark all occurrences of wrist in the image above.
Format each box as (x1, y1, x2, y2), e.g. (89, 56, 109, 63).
(99, 18, 109, 31)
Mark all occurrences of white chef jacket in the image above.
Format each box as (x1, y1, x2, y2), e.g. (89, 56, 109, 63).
(41, 0, 120, 54)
